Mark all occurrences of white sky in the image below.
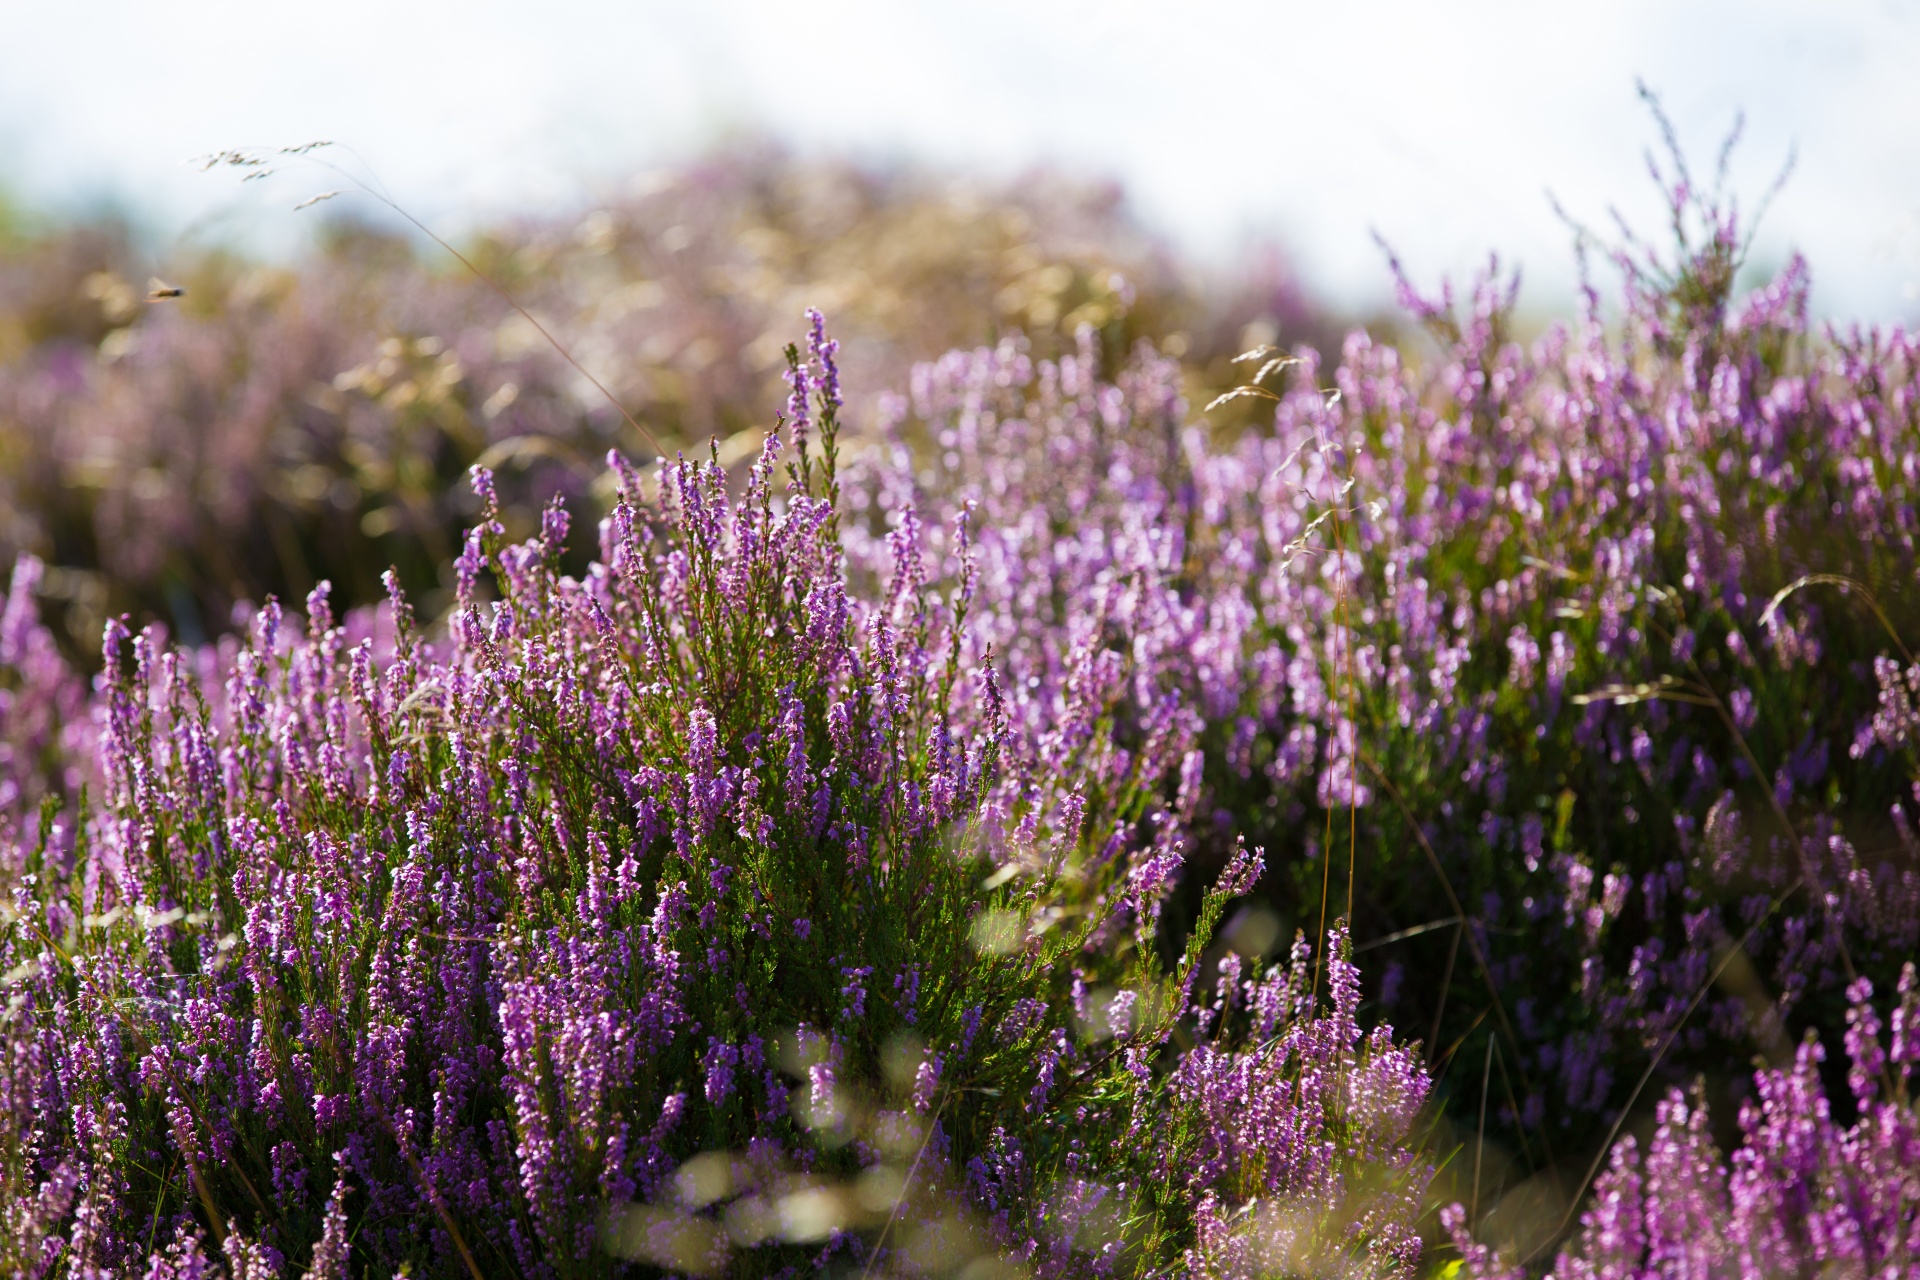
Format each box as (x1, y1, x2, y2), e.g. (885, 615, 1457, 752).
(1, 0, 1916, 322)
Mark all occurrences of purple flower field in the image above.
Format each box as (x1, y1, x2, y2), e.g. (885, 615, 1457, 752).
(2, 133, 1919, 1276)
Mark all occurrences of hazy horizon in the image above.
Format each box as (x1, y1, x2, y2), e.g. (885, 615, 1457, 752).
(2, 0, 1915, 324)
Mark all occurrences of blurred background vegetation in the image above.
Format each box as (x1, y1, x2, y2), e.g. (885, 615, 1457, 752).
(0, 147, 1366, 664)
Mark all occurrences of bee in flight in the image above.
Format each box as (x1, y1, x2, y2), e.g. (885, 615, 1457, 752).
(146, 278, 185, 301)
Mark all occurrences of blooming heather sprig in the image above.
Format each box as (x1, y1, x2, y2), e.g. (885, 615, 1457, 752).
(1159, 928, 1432, 1278)
(807, 306, 842, 411)
(1452, 977, 1920, 1277)
(0, 315, 1419, 1278)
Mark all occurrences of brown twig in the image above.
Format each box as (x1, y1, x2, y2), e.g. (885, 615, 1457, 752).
(371, 1099, 488, 1280)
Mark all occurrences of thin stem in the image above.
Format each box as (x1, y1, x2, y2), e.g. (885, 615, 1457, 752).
(1757, 574, 1912, 666)
(1355, 914, 1463, 953)
(1490, 1024, 1538, 1176)
(1472, 1034, 1494, 1224)
(862, 1082, 952, 1280)
(146, 1154, 180, 1260)
(1426, 921, 1462, 1066)
(297, 154, 665, 460)
(1435, 1005, 1493, 1073)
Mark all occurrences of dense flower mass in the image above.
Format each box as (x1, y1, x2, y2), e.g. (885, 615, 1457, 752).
(845, 167, 1920, 1189)
(822, 146, 1920, 1264)
(3, 122, 1920, 1275)
(1445, 970, 1920, 1277)
(0, 320, 1431, 1277)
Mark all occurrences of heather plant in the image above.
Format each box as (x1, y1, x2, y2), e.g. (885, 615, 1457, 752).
(7, 110, 1919, 1274)
(845, 116, 1920, 1252)
(1444, 968, 1920, 1276)
(0, 317, 1434, 1278)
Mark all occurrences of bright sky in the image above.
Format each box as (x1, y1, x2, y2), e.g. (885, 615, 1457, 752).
(1, 0, 1916, 322)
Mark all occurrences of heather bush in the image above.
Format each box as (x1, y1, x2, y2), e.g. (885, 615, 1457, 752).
(846, 129, 1920, 1253)
(0, 319, 1433, 1277)
(5, 113, 1919, 1274)
(1445, 969, 1920, 1276)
